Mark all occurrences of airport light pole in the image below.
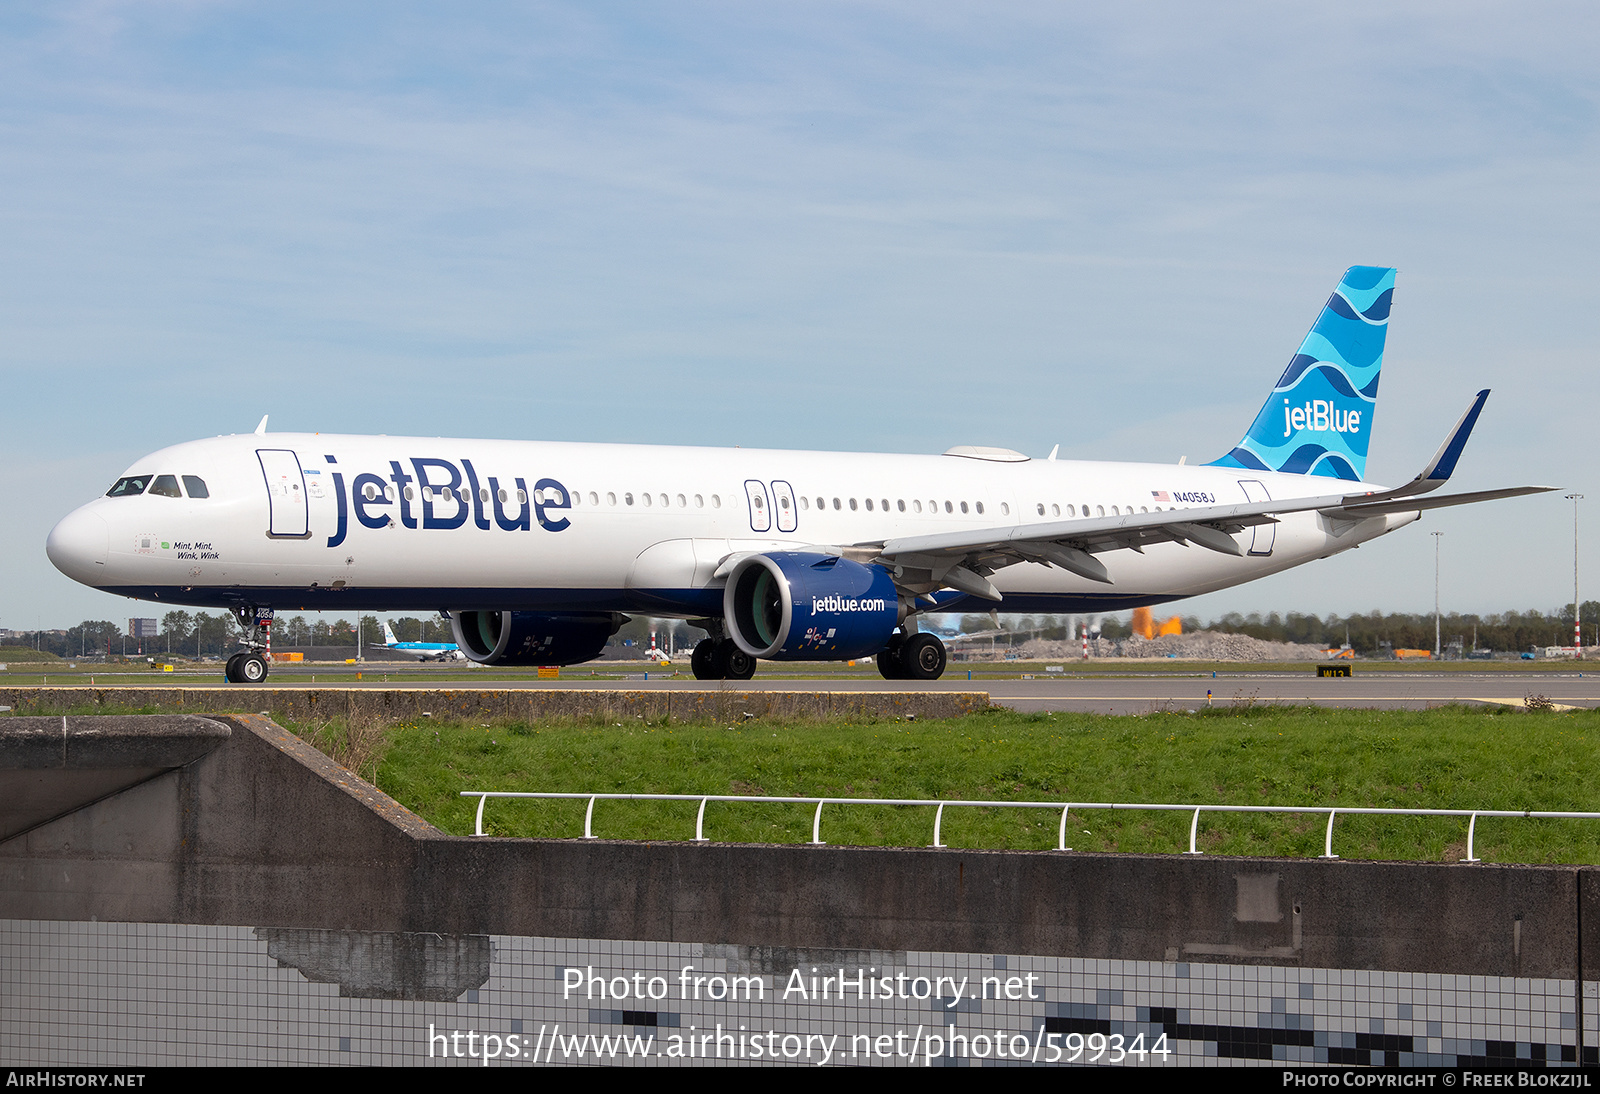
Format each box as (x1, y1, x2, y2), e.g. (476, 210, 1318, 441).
(1432, 531, 1443, 658)
(1568, 494, 1583, 657)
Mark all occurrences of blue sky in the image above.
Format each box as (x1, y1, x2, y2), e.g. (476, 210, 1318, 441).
(4, 3, 1597, 631)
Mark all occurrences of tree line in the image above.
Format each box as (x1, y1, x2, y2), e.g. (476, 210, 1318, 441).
(11, 612, 454, 660)
(15, 604, 1600, 661)
(963, 604, 1600, 655)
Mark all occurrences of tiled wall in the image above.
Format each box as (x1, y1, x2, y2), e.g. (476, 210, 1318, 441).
(3, 920, 1593, 1067)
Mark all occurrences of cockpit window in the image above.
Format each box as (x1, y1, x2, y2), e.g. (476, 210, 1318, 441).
(182, 475, 210, 499)
(106, 475, 152, 497)
(148, 475, 182, 498)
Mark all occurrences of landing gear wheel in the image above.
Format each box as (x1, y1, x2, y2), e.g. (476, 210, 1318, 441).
(723, 642, 757, 681)
(239, 653, 269, 683)
(224, 652, 245, 683)
(691, 639, 719, 680)
(900, 633, 947, 681)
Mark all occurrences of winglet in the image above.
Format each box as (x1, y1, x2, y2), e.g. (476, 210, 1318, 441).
(1343, 389, 1490, 504)
(1414, 388, 1489, 487)
(254, 414, 269, 435)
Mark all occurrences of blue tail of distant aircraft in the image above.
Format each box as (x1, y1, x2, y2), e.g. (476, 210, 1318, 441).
(1209, 266, 1395, 482)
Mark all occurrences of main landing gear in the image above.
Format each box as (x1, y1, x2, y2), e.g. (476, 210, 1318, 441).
(690, 638, 757, 681)
(875, 631, 947, 681)
(224, 606, 274, 684)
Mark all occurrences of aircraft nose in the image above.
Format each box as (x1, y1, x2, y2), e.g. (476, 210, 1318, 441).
(47, 506, 110, 583)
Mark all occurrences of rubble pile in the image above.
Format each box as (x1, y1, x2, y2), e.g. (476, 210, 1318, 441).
(1017, 632, 1330, 662)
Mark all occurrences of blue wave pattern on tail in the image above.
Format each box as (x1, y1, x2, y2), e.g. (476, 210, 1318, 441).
(1208, 266, 1394, 481)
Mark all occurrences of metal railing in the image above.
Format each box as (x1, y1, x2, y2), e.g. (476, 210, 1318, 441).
(461, 791, 1600, 861)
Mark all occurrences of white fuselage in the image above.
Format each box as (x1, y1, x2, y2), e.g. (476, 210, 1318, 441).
(46, 432, 1414, 618)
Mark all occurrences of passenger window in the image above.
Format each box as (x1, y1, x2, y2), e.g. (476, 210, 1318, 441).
(366, 483, 381, 501)
(975, 501, 983, 515)
(712, 495, 721, 508)
(1036, 503, 1045, 516)
(1001, 503, 1009, 516)
(1052, 504, 1060, 517)
(642, 493, 652, 507)
(865, 498, 874, 511)
(677, 494, 687, 508)
(480, 488, 490, 504)
(833, 498, 841, 510)
(944, 501, 953, 513)
(148, 475, 182, 498)
(913, 500, 923, 513)
(589, 492, 599, 505)
(516, 489, 527, 504)
(659, 493, 668, 507)
(959, 501, 968, 514)
(607, 492, 617, 506)
(626, 493, 635, 506)
(182, 475, 209, 499)
(880, 498, 889, 511)
(799, 497, 809, 510)
(849, 498, 858, 511)
(696, 494, 705, 508)
(898, 499, 906, 512)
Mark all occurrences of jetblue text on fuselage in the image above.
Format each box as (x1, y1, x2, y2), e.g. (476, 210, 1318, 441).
(323, 455, 571, 549)
(812, 595, 889, 614)
(1282, 398, 1361, 438)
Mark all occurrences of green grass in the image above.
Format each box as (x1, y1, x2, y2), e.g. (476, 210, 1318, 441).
(0, 646, 65, 663)
(359, 705, 1600, 863)
(13, 697, 1600, 861)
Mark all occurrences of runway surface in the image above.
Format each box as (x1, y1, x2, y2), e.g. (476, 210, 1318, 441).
(35, 667, 1596, 715)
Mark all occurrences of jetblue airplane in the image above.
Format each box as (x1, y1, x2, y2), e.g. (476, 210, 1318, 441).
(46, 267, 1549, 683)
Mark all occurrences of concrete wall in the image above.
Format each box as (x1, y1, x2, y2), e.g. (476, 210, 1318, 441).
(0, 686, 990, 724)
(0, 712, 1591, 982)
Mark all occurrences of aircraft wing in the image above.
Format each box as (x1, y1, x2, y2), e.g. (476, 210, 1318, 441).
(867, 484, 1554, 601)
(868, 494, 1348, 600)
(865, 389, 1553, 602)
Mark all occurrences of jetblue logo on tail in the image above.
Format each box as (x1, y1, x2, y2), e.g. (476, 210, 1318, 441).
(1282, 399, 1360, 438)
(1210, 266, 1394, 481)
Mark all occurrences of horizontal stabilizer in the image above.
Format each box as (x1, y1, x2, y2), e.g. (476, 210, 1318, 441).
(1322, 485, 1557, 519)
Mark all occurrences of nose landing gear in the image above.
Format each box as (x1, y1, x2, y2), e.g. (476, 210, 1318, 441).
(224, 607, 274, 683)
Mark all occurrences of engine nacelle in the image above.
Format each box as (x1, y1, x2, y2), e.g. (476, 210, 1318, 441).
(449, 610, 625, 666)
(724, 552, 901, 661)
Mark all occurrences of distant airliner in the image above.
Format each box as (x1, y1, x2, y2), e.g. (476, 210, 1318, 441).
(377, 620, 462, 661)
(47, 267, 1551, 683)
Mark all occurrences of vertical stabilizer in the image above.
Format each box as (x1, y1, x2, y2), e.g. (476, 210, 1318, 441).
(1209, 266, 1394, 481)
